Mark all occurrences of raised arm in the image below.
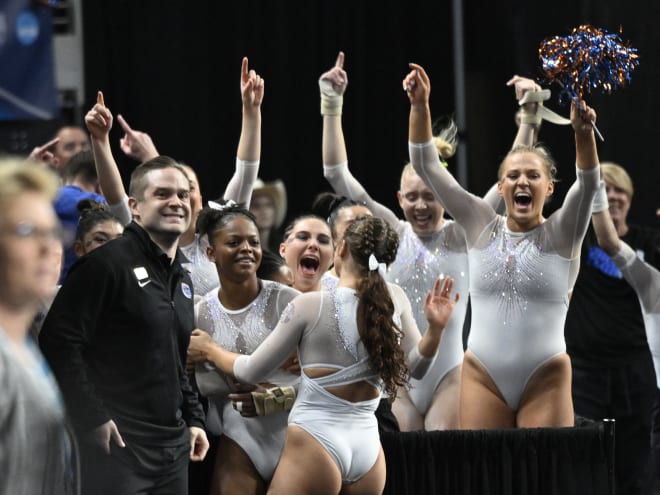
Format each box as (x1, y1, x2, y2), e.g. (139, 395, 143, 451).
(404, 64, 495, 245)
(320, 52, 400, 226)
(392, 277, 459, 379)
(223, 57, 262, 205)
(545, 100, 600, 257)
(484, 75, 543, 211)
(116, 114, 159, 164)
(84, 91, 131, 225)
(591, 181, 621, 255)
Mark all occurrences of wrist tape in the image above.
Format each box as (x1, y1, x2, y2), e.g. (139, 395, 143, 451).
(251, 386, 296, 416)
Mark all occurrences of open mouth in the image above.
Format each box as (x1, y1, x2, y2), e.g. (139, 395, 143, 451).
(300, 256, 320, 276)
(514, 192, 532, 208)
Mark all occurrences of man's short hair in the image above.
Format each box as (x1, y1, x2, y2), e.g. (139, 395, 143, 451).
(128, 156, 190, 200)
(62, 150, 98, 184)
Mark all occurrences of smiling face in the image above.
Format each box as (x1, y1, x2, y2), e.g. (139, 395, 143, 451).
(129, 167, 191, 241)
(498, 151, 554, 232)
(279, 217, 333, 292)
(207, 215, 262, 284)
(0, 192, 62, 307)
(397, 168, 445, 235)
(605, 180, 631, 228)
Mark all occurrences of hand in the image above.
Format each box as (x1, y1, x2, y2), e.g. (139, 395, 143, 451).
(93, 419, 125, 454)
(280, 353, 300, 375)
(424, 276, 460, 332)
(228, 382, 260, 417)
(570, 98, 597, 136)
(85, 91, 113, 140)
(116, 114, 159, 162)
(189, 426, 209, 461)
(319, 51, 348, 96)
(187, 329, 214, 363)
(28, 137, 60, 169)
(506, 75, 539, 101)
(240, 57, 264, 109)
(403, 63, 430, 107)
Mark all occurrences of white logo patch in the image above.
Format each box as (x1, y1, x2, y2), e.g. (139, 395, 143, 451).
(133, 267, 151, 288)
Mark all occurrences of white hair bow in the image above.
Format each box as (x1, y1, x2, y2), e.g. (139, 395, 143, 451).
(208, 199, 237, 211)
(368, 253, 387, 278)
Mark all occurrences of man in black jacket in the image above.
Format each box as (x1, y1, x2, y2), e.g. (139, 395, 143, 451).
(40, 156, 209, 494)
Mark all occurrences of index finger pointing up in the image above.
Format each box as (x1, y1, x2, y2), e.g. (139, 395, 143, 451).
(241, 57, 249, 81)
(335, 51, 344, 69)
(97, 90, 105, 107)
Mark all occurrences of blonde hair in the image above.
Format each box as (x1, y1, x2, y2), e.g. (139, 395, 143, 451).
(498, 144, 558, 183)
(400, 120, 457, 189)
(0, 158, 59, 206)
(601, 162, 633, 199)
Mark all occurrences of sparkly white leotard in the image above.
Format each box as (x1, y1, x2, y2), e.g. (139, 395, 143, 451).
(233, 286, 433, 482)
(613, 242, 660, 387)
(324, 162, 468, 413)
(194, 280, 300, 481)
(410, 139, 599, 410)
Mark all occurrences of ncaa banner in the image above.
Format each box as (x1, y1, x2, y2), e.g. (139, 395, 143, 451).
(0, 0, 59, 120)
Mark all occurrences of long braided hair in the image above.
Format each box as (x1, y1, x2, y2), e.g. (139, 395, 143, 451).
(342, 216, 408, 398)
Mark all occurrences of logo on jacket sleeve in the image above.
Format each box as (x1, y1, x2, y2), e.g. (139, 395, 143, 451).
(181, 282, 192, 299)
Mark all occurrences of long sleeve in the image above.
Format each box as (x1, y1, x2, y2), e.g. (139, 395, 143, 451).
(323, 162, 400, 227)
(389, 283, 432, 379)
(613, 241, 660, 315)
(223, 158, 259, 206)
(409, 140, 496, 246)
(544, 165, 600, 259)
(233, 292, 319, 384)
(39, 256, 114, 431)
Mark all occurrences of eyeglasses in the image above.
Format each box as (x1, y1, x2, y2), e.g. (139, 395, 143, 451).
(0, 221, 64, 243)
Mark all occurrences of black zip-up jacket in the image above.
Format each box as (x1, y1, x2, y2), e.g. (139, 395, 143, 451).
(40, 222, 205, 463)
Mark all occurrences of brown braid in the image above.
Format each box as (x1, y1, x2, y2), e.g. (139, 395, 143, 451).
(342, 216, 408, 398)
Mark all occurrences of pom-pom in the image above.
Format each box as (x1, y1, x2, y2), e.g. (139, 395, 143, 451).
(539, 24, 639, 104)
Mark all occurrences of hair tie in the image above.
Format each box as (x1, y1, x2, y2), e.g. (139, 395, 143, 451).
(368, 253, 387, 278)
(208, 199, 237, 211)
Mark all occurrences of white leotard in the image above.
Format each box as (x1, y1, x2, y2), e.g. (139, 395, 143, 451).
(324, 162, 467, 412)
(410, 139, 599, 410)
(233, 285, 434, 482)
(194, 280, 299, 481)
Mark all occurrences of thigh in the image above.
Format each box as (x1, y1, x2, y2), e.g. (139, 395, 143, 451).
(268, 426, 342, 495)
(79, 441, 141, 495)
(425, 364, 461, 431)
(517, 353, 574, 428)
(340, 448, 386, 495)
(460, 352, 515, 430)
(391, 388, 424, 432)
(211, 435, 266, 495)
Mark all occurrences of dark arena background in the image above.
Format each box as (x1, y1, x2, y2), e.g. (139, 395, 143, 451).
(2, 0, 658, 228)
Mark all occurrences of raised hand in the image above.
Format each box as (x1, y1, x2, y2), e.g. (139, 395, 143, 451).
(570, 99, 597, 136)
(240, 57, 264, 109)
(319, 51, 348, 96)
(28, 137, 60, 168)
(424, 276, 459, 331)
(506, 75, 539, 101)
(403, 63, 431, 107)
(84, 91, 113, 141)
(116, 114, 159, 162)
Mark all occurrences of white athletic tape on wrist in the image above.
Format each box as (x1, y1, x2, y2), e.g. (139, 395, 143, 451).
(319, 79, 343, 116)
(592, 180, 609, 213)
(518, 87, 571, 126)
